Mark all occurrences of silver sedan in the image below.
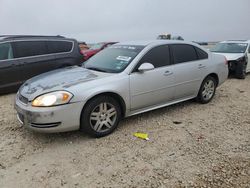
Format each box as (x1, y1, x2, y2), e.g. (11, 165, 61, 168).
(15, 40, 228, 137)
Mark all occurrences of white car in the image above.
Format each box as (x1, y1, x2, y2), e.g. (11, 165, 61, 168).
(211, 40, 250, 79)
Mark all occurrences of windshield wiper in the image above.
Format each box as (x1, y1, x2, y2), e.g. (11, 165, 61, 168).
(86, 67, 108, 73)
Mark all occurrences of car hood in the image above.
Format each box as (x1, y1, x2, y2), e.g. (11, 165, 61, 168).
(214, 53, 245, 61)
(19, 66, 109, 101)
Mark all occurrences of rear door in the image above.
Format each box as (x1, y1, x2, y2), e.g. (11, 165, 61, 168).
(47, 40, 76, 67)
(129, 45, 175, 111)
(0, 42, 21, 89)
(170, 44, 208, 99)
(12, 40, 57, 82)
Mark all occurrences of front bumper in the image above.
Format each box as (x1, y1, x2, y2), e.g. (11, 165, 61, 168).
(15, 98, 85, 133)
(228, 61, 237, 72)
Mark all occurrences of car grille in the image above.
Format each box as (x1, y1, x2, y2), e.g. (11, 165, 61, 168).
(19, 94, 29, 105)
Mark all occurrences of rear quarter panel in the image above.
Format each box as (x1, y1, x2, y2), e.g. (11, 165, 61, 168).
(207, 53, 228, 86)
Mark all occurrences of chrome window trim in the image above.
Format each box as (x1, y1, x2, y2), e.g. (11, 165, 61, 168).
(0, 39, 74, 62)
(128, 43, 209, 75)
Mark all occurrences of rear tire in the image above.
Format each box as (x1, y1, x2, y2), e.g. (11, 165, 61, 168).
(80, 95, 121, 137)
(196, 76, 217, 104)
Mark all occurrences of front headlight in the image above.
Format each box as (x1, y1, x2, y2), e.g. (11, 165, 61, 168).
(32, 91, 73, 107)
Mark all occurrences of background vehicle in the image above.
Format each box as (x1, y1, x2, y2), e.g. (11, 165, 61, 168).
(157, 33, 184, 40)
(0, 35, 84, 94)
(15, 40, 228, 137)
(78, 41, 89, 51)
(193, 41, 208, 46)
(82, 42, 117, 60)
(211, 40, 250, 79)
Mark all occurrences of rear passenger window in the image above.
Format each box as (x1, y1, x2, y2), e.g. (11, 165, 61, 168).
(13, 41, 47, 58)
(172, 44, 198, 63)
(0, 42, 13, 60)
(47, 41, 72, 54)
(137, 45, 170, 69)
(195, 47, 208, 59)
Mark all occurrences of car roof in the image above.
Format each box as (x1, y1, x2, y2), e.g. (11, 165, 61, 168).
(0, 35, 72, 42)
(115, 40, 193, 47)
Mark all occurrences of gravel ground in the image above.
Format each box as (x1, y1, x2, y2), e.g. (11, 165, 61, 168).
(0, 76, 249, 188)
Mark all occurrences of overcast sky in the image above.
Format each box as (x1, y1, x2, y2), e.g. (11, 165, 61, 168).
(0, 0, 249, 42)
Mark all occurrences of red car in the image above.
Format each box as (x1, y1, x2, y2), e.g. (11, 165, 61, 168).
(81, 42, 117, 61)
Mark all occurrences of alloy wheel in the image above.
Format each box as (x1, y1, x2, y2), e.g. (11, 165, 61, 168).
(89, 102, 117, 133)
(202, 80, 215, 100)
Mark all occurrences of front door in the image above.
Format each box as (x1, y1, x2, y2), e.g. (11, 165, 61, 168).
(129, 45, 175, 111)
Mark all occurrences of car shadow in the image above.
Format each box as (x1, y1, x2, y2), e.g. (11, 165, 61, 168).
(227, 72, 250, 79)
(118, 99, 198, 129)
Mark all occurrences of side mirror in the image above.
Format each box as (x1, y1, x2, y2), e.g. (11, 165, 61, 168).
(248, 47, 250, 53)
(138, 63, 155, 72)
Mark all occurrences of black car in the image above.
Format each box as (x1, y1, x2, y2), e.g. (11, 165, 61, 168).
(0, 35, 84, 94)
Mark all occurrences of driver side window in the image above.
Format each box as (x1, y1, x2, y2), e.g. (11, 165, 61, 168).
(248, 46, 250, 53)
(133, 45, 170, 72)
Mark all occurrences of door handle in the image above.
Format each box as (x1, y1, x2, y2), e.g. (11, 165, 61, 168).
(164, 70, 173, 76)
(198, 64, 206, 69)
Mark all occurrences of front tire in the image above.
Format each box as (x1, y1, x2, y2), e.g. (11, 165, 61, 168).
(80, 96, 121, 137)
(197, 76, 217, 104)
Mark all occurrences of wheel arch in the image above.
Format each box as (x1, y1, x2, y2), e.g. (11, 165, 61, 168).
(81, 92, 126, 118)
(205, 73, 219, 87)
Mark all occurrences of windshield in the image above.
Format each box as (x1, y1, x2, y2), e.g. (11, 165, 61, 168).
(90, 43, 104, 50)
(211, 43, 248, 53)
(84, 45, 145, 73)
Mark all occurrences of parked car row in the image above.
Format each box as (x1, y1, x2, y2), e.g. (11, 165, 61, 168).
(14, 40, 229, 137)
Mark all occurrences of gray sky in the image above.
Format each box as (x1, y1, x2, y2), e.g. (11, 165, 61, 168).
(0, 0, 249, 42)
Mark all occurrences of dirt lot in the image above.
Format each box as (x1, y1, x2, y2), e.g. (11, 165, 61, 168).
(0, 76, 249, 188)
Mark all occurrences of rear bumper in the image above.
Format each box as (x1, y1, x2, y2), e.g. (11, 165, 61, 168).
(15, 99, 85, 133)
